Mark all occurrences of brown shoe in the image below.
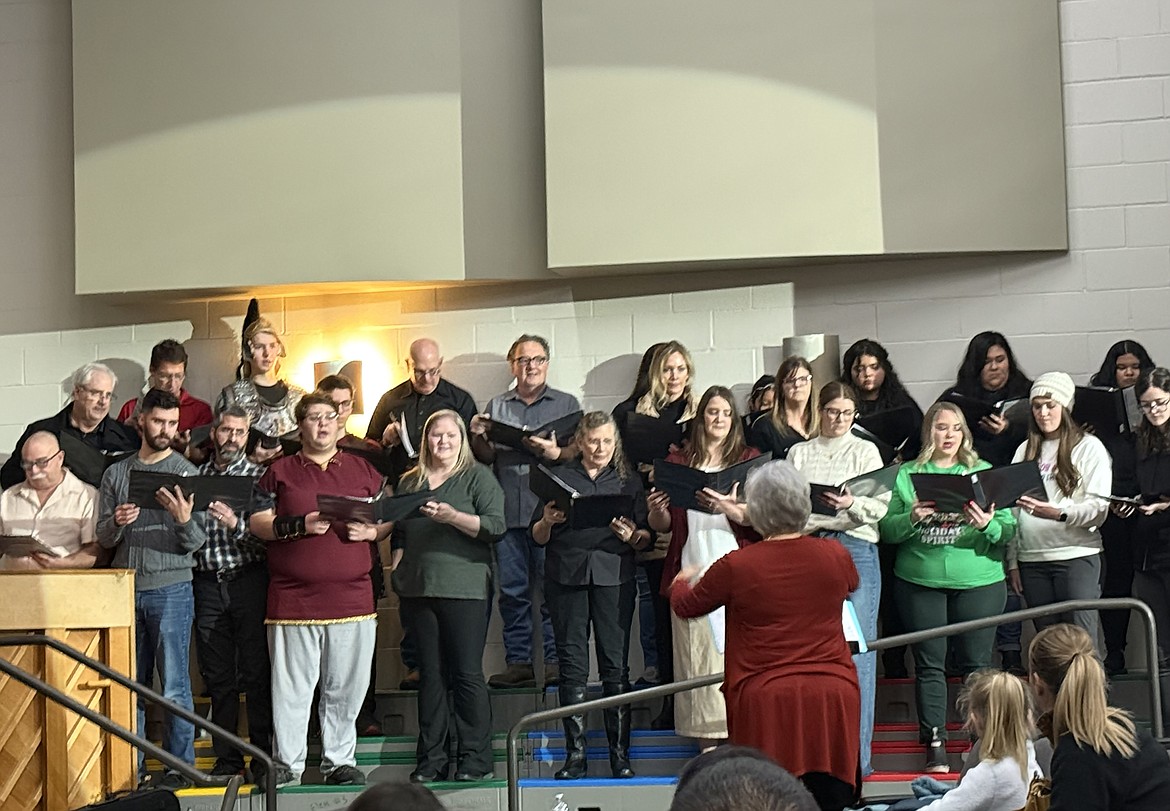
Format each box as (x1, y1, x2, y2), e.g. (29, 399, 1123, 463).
(543, 662, 560, 687)
(488, 662, 536, 688)
(399, 668, 420, 690)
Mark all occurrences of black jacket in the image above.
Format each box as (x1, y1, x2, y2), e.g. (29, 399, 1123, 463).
(1135, 449, 1170, 571)
(1, 404, 139, 489)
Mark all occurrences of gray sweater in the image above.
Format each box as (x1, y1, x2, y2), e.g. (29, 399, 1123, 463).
(97, 451, 208, 591)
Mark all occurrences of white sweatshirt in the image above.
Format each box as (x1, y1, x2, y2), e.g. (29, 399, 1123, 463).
(922, 741, 1042, 811)
(788, 433, 890, 543)
(1007, 435, 1111, 568)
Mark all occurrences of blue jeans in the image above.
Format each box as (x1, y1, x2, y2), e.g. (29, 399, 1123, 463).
(135, 580, 196, 776)
(824, 532, 879, 777)
(635, 566, 658, 671)
(496, 528, 557, 664)
(994, 591, 1023, 652)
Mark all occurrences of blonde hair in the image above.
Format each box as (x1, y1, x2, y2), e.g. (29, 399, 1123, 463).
(242, 318, 285, 377)
(769, 356, 819, 438)
(398, 410, 475, 492)
(917, 402, 981, 468)
(636, 341, 698, 421)
(1028, 624, 1138, 759)
(574, 411, 631, 481)
(959, 669, 1034, 782)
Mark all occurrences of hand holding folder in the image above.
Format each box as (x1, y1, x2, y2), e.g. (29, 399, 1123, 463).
(485, 411, 583, 452)
(809, 463, 900, 516)
(651, 454, 772, 513)
(529, 464, 636, 530)
(910, 460, 1045, 514)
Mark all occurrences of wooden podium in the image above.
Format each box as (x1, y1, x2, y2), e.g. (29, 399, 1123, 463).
(0, 570, 137, 811)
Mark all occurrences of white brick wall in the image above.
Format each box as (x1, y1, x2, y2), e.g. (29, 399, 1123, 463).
(796, 0, 1170, 402)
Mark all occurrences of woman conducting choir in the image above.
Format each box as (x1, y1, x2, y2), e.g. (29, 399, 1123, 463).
(390, 410, 506, 783)
(748, 356, 819, 460)
(788, 381, 890, 778)
(880, 402, 1016, 772)
(652, 386, 760, 749)
(1009, 373, 1111, 639)
(1090, 340, 1156, 675)
(670, 460, 861, 811)
(532, 412, 651, 779)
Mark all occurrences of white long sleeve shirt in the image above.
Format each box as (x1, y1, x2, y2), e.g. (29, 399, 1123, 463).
(922, 741, 1042, 811)
(788, 433, 890, 543)
(1007, 434, 1111, 568)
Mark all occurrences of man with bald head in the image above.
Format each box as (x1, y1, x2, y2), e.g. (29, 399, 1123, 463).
(2, 361, 139, 489)
(0, 431, 99, 570)
(366, 338, 477, 486)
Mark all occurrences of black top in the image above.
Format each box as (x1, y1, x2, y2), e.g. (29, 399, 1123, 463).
(1050, 729, 1170, 811)
(531, 459, 648, 587)
(612, 396, 690, 488)
(857, 391, 925, 460)
(938, 381, 1031, 467)
(1, 404, 140, 489)
(365, 377, 478, 485)
(747, 414, 806, 461)
(1134, 449, 1170, 571)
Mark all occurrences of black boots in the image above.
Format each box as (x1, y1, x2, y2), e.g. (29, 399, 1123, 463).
(555, 686, 588, 780)
(604, 688, 634, 779)
(650, 694, 674, 731)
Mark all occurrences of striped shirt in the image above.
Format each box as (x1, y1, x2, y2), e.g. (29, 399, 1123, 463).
(195, 456, 267, 573)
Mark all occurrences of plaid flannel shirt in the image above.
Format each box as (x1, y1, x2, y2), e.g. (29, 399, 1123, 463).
(194, 456, 267, 572)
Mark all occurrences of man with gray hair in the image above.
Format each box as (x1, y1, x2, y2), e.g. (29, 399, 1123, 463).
(2, 361, 139, 489)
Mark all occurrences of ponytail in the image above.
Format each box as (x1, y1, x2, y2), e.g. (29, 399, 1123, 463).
(1030, 625, 1138, 759)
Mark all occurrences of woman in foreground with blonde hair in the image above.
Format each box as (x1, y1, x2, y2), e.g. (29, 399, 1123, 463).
(1028, 623, 1170, 809)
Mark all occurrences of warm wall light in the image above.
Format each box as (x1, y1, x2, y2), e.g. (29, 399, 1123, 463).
(314, 360, 364, 413)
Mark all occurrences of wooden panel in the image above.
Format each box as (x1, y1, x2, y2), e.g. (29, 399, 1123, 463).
(0, 645, 44, 811)
(104, 627, 135, 794)
(0, 570, 134, 631)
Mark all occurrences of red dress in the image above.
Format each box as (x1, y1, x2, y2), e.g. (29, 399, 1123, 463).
(670, 535, 861, 791)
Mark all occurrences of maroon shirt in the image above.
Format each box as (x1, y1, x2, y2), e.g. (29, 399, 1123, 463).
(118, 389, 214, 432)
(257, 451, 384, 622)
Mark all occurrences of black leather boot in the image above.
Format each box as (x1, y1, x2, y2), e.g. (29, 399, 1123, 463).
(650, 694, 673, 731)
(604, 693, 634, 779)
(555, 686, 588, 780)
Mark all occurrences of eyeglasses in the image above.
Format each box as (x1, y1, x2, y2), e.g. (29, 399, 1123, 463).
(153, 373, 185, 384)
(216, 427, 248, 438)
(412, 366, 442, 379)
(783, 374, 812, 387)
(822, 407, 856, 420)
(78, 386, 114, 402)
(331, 398, 354, 411)
(511, 356, 548, 367)
(304, 412, 339, 424)
(20, 449, 63, 471)
(1140, 397, 1170, 414)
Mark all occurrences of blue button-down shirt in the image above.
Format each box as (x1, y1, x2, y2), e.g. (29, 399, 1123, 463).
(487, 386, 581, 528)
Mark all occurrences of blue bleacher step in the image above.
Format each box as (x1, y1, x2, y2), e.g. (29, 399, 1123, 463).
(521, 776, 678, 787)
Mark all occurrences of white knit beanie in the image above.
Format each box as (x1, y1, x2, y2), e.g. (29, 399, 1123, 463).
(1030, 371, 1076, 410)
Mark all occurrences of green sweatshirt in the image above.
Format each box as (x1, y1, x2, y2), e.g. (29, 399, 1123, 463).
(879, 459, 1015, 589)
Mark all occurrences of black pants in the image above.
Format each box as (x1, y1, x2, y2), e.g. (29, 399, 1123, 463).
(1101, 513, 1137, 657)
(641, 558, 674, 683)
(400, 596, 492, 775)
(545, 579, 636, 691)
(192, 564, 273, 768)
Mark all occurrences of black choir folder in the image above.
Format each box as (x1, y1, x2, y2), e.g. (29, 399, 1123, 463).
(0, 535, 64, 558)
(486, 411, 583, 451)
(909, 460, 1045, 514)
(1073, 385, 1141, 437)
(809, 464, 901, 517)
(622, 412, 687, 463)
(652, 453, 773, 513)
(316, 489, 434, 524)
(529, 464, 636, 530)
(939, 391, 1030, 428)
(852, 407, 918, 463)
(57, 432, 133, 488)
(128, 470, 255, 511)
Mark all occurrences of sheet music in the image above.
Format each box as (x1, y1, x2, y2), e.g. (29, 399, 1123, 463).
(399, 412, 417, 458)
(843, 600, 867, 653)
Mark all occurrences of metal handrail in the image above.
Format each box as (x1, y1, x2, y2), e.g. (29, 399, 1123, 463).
(504, 597, 1162, 811)
(0, 633, 276, 810)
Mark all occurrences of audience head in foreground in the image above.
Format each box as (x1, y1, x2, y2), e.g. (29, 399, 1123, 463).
(670, 747, 818, 811)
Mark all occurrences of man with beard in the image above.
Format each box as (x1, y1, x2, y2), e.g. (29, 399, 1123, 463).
(193, 405, 273, 783)
(1, 361, 138, 489)
(97, 388, 208, 789)
(249, 393, 388, 788)
(0, 431, 99, 570)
